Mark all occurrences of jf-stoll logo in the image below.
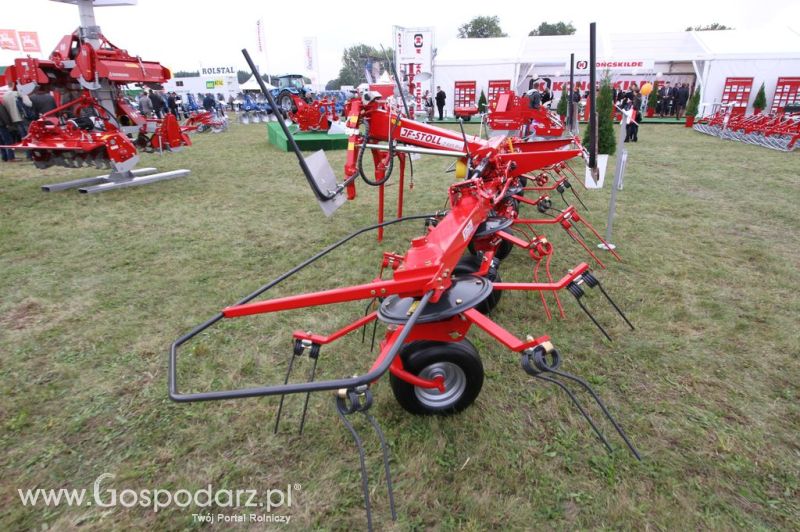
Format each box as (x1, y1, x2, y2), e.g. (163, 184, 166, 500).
(17, 473, 297, 524)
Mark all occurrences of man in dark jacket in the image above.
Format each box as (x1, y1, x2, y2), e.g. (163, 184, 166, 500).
(0, 99, 16, 162)
(30, 87, 57, 118)
(675, 83, 690, 119)
(202, 93, 216, 113)
(167, 92, 180, 119)
(435, 86, 446, 120)
(149, 90, 164, 118)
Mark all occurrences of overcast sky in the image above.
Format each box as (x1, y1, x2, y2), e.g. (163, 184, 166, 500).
(2, 0, 798, 83)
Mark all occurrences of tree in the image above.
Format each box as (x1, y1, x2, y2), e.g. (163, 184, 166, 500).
(556, 88, 568, 117)
(686, 85, 701, 117)
(325, 79, 341, 90)
(478, 90, 488, 113)
(529, 21, 576, 36)
(753, 82, 766, 112)
(458, 16, 507, 38)
(583, 77, 616, 155)
(685, 23, 733, 31)
(335, 44, 394, 87)
(647, 83, 659, 111)
(173, 70, 199, 78)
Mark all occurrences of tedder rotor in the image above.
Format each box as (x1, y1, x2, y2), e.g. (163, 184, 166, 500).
(169, 49, 640, 529)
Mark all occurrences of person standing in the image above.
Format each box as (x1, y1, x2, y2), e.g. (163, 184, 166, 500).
(657, 81, 671, 117)
(423, 90, 434, 122)
(149, 90, 164, 119)
(138, 91, 153, 117)
(570, 85, 581, 131)
(202, 93, 216, 113)
(675, 83, 690, 119)
(2, 88, 33, 142)
(0, 97, 17, 162)
(167, 92, 180, 119)
(29, 87, 57, 118)
(435, 86, 446, 121)
(527, 87, 542, 109)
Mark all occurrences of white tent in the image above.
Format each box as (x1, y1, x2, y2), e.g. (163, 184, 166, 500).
(240, 75, 274, 91)
(432, 29, 800, 116)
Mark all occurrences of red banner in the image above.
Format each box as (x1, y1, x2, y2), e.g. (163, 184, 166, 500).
(0, 29, 20, 51)
(18, 31, 40, 53)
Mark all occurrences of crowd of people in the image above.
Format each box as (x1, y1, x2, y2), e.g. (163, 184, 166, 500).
(1, 88, 41, 163)
(136, 90, 227, 120)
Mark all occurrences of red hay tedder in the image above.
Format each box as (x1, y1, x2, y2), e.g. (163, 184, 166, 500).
(168, 50, 640, 530)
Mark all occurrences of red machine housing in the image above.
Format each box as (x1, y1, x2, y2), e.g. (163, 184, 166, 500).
(288, 95, 339, 132)
(488, 91, 565, 137)
(2, 30, 190, 171)
(453, 81, 479, 120)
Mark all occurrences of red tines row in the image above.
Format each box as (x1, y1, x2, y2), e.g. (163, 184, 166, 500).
(694, 109, 799, 151)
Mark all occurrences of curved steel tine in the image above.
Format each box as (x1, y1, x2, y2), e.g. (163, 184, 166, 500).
(298, 356, 319, 434)
(274, 354, 298, 434)
(336, 400, 374, 531)
(534, 373, 614, 453)
(547, 367, 642, 460)
(363, 412, 397, 521)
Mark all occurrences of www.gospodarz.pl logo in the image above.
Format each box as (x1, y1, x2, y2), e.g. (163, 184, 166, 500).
(18, 473, 297, 521)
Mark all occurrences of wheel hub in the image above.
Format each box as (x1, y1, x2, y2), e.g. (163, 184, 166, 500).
(414, 362, 467, 409)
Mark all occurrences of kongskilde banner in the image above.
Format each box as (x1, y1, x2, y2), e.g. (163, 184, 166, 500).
(393, 26, 434, 110)
(570, 59, 656, 73)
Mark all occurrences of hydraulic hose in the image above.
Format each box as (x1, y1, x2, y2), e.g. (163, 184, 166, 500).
(358, 119, 395, 187)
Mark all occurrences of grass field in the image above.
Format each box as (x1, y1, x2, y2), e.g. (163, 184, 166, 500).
(1, 119, 798, 530)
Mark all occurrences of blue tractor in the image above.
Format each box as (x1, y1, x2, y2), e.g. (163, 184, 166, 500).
(270, 74, 312, 116)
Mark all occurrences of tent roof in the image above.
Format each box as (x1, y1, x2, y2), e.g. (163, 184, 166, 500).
(240, 75, 273, 91)
(435, 29, 800, 67)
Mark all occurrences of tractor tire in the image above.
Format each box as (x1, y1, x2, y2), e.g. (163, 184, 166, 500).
(453, 255, 502, 314)
(390, 340, 483, 416)
(277, 91, 297, 115)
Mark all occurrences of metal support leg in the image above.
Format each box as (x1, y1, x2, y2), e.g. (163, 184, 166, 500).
(41, 167, 190, 193)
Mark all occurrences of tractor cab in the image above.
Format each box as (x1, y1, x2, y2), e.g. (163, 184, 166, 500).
(276, 74, 306, 92)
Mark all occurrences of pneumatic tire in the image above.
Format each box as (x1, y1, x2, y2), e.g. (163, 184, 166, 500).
(390, 340, 483, 416)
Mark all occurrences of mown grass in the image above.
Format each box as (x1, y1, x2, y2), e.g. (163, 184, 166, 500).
(1, 119, 798, 530)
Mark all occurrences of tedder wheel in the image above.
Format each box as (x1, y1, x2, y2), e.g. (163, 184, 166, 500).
(390, 340, 483, 416)
(453, 255, 502, 314)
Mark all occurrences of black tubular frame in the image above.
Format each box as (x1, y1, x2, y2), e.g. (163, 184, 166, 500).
(169, 213, 438, 403)
(241, 48, 357, 201)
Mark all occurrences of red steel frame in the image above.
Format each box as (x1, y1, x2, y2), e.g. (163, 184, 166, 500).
(213, 93, 610, 393)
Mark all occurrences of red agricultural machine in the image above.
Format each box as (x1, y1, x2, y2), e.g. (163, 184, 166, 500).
(487, 90, 565, 137)
(183, 110, 228, 133)
(1, 0, 191, 193)
(693, 104, 799, 151)
(287, 94, 339, 131)
(169, 50, 639, 530)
